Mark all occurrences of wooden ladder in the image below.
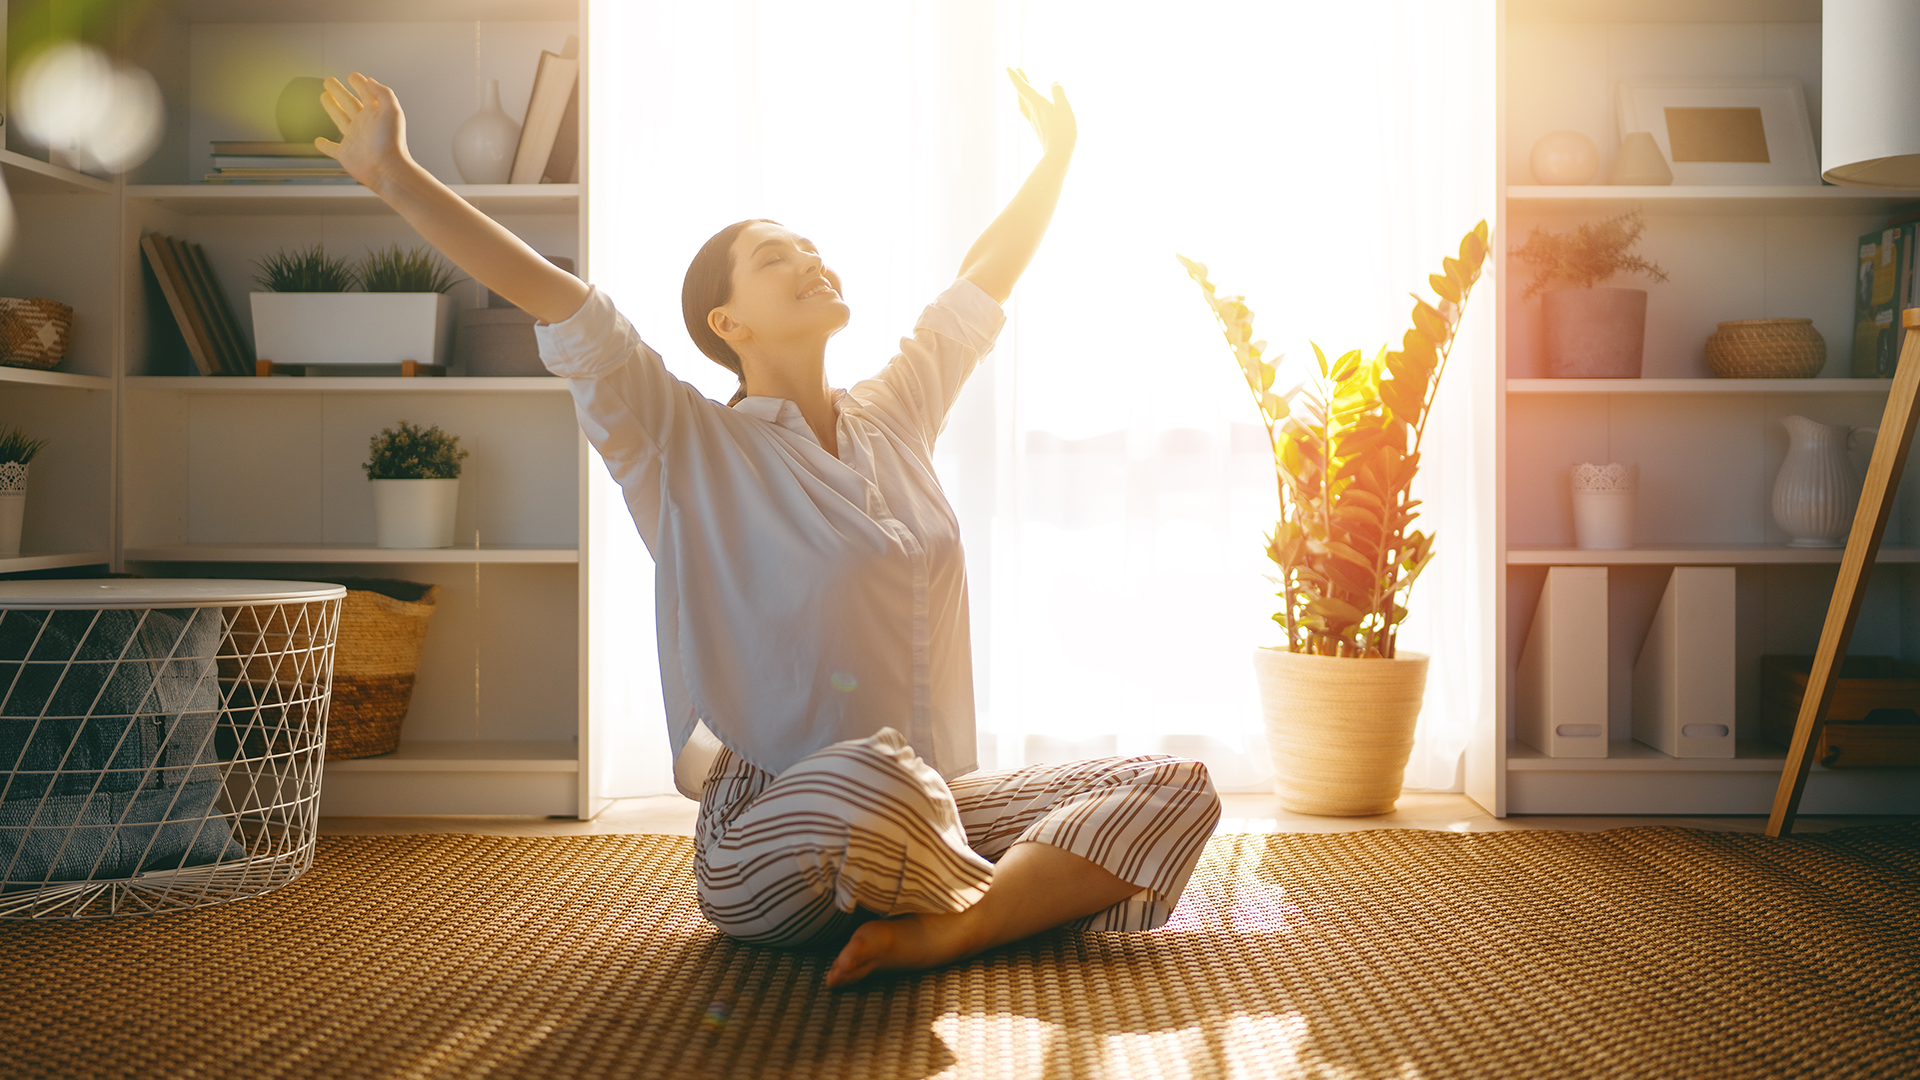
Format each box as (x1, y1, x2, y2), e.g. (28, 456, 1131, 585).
(1770, 307, 1920, 836)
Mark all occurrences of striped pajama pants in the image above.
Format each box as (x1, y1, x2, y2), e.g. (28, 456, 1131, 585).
(694, 727, 1222, 947)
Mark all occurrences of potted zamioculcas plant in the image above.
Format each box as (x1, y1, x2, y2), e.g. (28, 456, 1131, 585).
(1179, 221, 1488, 816)
(366, 420, 468, 549)
(1511, 211, 1668, 378)
(0, 425, 47, 558)
(251, 243, 462, 371)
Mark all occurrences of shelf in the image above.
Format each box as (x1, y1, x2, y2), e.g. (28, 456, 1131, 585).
(1508, 0, 1817, 23)
(125, 183, 578, 216)
(1508, 378, 1893, 394)
(1506, 185, 1920, 216)
(124, 376, 566, 393)
(324, 740, 578, 774)
(0, 366, 113, 391)
(0, 149, 116, 196)
(0, 551, 113, 575)
(1507, 741, 1790, 772)
(125, 544, 578, 564)
(1507, 546, 1920, 565)
(170, 0, 576, 21)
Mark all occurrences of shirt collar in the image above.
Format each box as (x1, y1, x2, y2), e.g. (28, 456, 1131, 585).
(732, 392, 850, 447)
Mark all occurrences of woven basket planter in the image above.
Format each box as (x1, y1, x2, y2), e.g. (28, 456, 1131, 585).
(1253, 647, 1428, 816)
(324, 579, 439, 759)
(229, 578, 437, 759)
(0, 298, 74, 370)
(1705, 318, 1826, 379)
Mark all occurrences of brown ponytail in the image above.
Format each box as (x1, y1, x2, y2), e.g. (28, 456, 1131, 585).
(683, 219, 777, 406)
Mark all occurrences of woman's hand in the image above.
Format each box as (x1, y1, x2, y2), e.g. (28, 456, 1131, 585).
(314, 73, 415, 192)
(957, 71, 1076, 304)
(1008, 68, 1076, 161)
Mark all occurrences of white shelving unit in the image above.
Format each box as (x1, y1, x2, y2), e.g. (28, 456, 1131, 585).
(2, 0, 605, 819)
(1481, 0, 1920, 816)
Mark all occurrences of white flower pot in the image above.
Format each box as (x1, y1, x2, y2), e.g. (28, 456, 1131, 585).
(1252, 646, 1428, 816)
(251, 293, 456, 367)
(0, 491, 24, 558)
(0, 461, 26, 558)
(371, 478, 459, 549)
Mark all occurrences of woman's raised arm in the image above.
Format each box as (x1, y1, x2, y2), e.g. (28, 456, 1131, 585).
(957, 69, 1077, 305)
(315, 73, 589, 325)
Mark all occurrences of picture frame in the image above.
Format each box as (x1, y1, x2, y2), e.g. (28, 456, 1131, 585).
(1615, 78, 1819, 186)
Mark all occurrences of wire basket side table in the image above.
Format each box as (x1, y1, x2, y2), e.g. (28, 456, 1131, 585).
(0, 580, 345, 919)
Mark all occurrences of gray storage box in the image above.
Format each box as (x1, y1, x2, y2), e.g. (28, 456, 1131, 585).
(455, 307, 553, 377)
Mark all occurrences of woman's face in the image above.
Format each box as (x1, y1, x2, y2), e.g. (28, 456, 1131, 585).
(713, 222, 849, 352)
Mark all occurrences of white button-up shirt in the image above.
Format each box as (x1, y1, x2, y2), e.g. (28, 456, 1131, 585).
(536, 280, 1006, 797)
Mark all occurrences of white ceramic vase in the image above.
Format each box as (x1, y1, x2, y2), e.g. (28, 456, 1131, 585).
(0, 461, 26, 558)
(1571, 463, 1637, 549)
(371, 478, 459, 549)
(1530, 130, 1600, 185)
(452, 79, 521, 185)
(1773, 415, 1875, 548)
(1252, 646, 1428, 816)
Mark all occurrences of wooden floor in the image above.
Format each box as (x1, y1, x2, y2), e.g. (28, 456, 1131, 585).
(320, 791, 1910, 837)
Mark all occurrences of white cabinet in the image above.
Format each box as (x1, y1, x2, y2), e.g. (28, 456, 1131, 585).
(1, 0, 611, 817)
(1481, 0, 1920, 815)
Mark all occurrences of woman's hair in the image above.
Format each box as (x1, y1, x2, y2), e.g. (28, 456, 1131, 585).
(683, 219, 778, 406)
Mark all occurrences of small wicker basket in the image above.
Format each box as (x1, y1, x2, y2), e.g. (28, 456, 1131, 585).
(1704, 318, 1826, 379)
(226, 578, 438, 760)
(324, 579, 439, 759)
(0, 298, 74, 370)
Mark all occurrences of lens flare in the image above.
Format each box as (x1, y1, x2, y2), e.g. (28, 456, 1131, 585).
(830, 671, 858, 692)
(13, 42, 165, 174)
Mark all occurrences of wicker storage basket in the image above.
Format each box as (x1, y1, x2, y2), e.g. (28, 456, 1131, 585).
(0, 298, 74, 370)
(323, 579, 438, 759)
(225, 578, 437, 760)
(1704, 318, 1826, 379)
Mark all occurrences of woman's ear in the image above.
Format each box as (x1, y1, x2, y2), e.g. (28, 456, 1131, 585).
(709, 306, 749, 345)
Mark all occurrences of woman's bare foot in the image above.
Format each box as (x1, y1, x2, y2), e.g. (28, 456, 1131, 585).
(822, 911, 979, 989)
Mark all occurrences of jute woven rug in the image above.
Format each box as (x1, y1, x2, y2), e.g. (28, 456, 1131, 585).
(2, 824, 1917, 1080)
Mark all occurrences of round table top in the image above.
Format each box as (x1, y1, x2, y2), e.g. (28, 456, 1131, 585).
(0, 579, 348, 609)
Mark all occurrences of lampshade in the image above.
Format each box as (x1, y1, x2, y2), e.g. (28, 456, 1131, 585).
(1823, 0, 1920, 188)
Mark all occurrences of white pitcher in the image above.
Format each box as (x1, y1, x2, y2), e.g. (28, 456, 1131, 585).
(1772, 415, 1877, 548)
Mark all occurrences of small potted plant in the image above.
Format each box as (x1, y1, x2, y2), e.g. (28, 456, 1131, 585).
(365, 420, 468, 549)
(0, 425, 46, 558)
(1179, 222, 1488, 816)
(1511, 211, 1669, 378)
(251, 243, 463, 371)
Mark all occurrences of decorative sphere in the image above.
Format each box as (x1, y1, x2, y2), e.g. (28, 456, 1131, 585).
(1530, 130, 1600, 185)
(276, 77, 342, 145)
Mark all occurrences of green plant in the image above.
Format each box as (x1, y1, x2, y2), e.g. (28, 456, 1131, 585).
(252, 244, 357, 292)
(364, 420, 468, 480)
(0, 425, 47, 465)
(1179, 221, 1490, 658)
(357, 244, 464, 294)
(1510, 211, 1668, 300)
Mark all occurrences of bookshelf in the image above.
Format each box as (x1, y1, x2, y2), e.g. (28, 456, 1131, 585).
(0, 0, 604, 818)
(1483, 0, 1920, 816)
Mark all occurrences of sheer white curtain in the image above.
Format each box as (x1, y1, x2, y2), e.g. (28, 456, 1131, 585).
(587, 0, 1495, 797)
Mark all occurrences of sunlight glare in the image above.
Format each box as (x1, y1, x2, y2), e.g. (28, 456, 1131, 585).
(12, 42, 165, 173)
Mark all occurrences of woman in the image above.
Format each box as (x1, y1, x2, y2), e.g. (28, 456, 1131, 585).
(316, 68, 1219, 989)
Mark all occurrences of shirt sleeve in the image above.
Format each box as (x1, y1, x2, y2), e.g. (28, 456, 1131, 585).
(536, 285, 709, 536)
(855, 278, 1007, 446)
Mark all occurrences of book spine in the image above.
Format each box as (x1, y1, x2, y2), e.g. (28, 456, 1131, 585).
(541, 78, 580, 185)
(140, 235, 219, 377)
(1852, 231, 1878, 378)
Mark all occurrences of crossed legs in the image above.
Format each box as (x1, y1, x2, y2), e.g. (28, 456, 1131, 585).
(695, 728, 1222, 988)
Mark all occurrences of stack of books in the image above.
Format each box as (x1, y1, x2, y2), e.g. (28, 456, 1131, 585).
(140, 233, 254, 376)
(205, 141, 353, 184)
